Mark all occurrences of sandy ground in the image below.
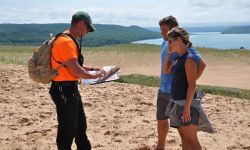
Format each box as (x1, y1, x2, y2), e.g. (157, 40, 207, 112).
(84, 51, 250, 90)
(0, 63, 250, 150)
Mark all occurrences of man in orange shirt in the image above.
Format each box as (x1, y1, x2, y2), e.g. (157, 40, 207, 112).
(49, 11, 105, 150)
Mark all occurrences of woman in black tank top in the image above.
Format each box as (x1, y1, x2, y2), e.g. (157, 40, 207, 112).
(165, 27, 202, 150)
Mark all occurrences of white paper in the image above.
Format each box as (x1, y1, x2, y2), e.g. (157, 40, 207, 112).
(82, 66, 120, 85)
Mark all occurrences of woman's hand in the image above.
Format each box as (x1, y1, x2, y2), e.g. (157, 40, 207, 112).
(182, 106, 191, 123)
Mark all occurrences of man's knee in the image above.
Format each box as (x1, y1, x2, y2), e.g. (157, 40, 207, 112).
(157, 120, 168, 125)
(157, 120, 169, 130)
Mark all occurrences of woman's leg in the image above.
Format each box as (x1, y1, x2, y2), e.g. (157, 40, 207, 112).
(177, 128, 187, 150)
(180, 125, 201, 150)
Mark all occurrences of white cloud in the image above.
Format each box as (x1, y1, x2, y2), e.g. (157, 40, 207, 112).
(0, 0, 249, 26)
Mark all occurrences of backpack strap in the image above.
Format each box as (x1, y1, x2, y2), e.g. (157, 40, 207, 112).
(51, 32, 82, 65)
(63, 33, 84, 67)
(51, 33, 65, 65)
(63, 33, 82, 56)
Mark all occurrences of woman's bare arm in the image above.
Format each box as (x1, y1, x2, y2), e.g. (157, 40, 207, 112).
(182, 58, 197, 122)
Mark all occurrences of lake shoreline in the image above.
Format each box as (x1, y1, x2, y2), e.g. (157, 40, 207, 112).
(132, 32, 250, 50)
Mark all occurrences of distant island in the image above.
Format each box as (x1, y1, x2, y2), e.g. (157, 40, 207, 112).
(221, 26, 250, 34)
(0, 24, 161, 47)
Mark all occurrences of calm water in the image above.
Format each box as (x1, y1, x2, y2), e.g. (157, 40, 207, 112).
(133, 32, 250, 50)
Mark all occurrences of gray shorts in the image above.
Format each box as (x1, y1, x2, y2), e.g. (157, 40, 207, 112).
(166, 100, 200, 128)
(156, 90, 171, 120)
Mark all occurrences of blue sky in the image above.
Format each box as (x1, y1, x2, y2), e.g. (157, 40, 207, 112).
(1, 0, 250, 27)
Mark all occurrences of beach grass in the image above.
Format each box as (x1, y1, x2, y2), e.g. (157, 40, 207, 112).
(0, 44, 161, 65)
(196, 46, 250, 59)
(0, 45, 35, 64)
(1, 43, 250, 100)
(1, 44, 249, 64)
(117, 74, 250, 100)
(117, 74, 160, 87)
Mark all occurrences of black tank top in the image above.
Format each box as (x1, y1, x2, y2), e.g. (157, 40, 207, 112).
(171, 52, 193, 100)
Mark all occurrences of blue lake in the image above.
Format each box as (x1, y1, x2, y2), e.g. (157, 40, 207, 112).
(133, 32, 250, 50)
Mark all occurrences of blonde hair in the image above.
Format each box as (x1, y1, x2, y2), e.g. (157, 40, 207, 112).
(168, 27, 192, 48)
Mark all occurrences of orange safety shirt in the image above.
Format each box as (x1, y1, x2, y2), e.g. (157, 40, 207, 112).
(51, 30, 79, 81)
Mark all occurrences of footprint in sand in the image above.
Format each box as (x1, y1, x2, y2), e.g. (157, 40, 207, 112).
(167, 139, 176, 144)
(142, 120, 150, 124)
(25, 129, 52, 136)
(113, 115, 120, 118)
(114, 139, 122, 143)
(136, 146, 151, 150)
(18, 118, 29, 124)
(139, 102, 153, 106)
(104, 131, 111, 135)
(94, 144, 104, 148)
(114, 132, 120, 137)
(84, 102, 92, 107)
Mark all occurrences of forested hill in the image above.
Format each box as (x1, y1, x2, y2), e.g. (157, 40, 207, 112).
(0, 24, 161, 47)
(221, 26, 250, 34)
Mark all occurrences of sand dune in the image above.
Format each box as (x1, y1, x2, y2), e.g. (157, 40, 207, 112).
(84, 51, 250, 90)
(0, 63, 250, 150)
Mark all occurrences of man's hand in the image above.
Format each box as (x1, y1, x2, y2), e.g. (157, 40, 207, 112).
(167, 44, 173, 55)
(91, 67, 101, 71)
(64, 58, 107, 79)
(93, 70, 106, 79)
(90, 67, 106, 75)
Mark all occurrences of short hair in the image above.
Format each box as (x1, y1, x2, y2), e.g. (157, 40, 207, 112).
(159, 15, 179, 29)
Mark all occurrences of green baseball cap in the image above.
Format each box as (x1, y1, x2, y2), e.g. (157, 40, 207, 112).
(72, 11, 96, 32)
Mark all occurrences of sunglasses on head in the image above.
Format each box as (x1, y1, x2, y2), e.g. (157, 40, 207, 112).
(168, 37, 177, 44)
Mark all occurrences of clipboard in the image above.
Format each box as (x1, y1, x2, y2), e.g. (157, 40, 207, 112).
(82, 66, 120, 85)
